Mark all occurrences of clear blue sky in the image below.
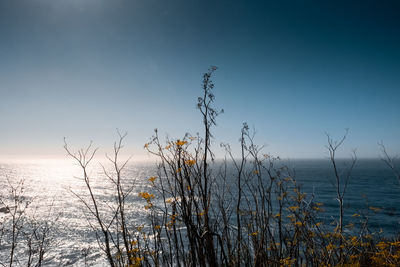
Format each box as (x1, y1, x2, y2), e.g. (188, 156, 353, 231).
(0, 0, 399, 160)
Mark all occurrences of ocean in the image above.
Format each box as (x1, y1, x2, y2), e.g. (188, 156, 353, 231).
(0, 159, 399, 266)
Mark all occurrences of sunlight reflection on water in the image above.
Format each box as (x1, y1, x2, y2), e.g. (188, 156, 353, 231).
(0, 159, 399, 266)
(0, 160, 156, 266)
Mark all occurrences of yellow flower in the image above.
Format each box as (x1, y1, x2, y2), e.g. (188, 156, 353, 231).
(288, 206, 299, 212)
(138, 192, 155, 200)
(390, 241, 400, 246)
(128, 248, 139, 254)
(350, 236, 359, 246)
(184, 159, 196, 166)
(312, 206, 321, 211)
(280, 256, 295, 266)
(148, 176, 157, 183)
(176, 168, 182, 173)
(130, 256, 144, 266)
(376, 241, 389, 250)
(294, 221, 303, 227)
(175, 140, 187, 146)
(326, 243, 336, 251)
(154, 225, 161, 230)
(250, 231, 258, 236)
(165, 145, 171, 149)
(253, 170, 259, 174)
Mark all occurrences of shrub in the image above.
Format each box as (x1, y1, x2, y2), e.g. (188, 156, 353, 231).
(66, 67, 399, 267)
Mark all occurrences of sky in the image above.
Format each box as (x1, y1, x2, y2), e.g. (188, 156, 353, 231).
(0, 0, 399, 161)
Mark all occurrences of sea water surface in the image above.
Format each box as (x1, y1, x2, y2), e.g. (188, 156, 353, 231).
(0, 159, 399, 266)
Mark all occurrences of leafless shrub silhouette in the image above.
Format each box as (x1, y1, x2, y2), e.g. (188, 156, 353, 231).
(379, 142, 400, 183)
(64, 131, 146, 267)
(63, 67, 400, 267)
(0, 177, 58, 267)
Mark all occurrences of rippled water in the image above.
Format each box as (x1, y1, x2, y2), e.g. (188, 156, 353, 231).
(0, 160, 156, 266)
(0, 159, 399, 266)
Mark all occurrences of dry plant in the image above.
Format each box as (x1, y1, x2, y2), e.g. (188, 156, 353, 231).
(64, 67, 400, 267)
(379, 142, 400, 183)
(0, 177, 58, 267)
(64, 131, 145, 267)
(326, 130, 357, 261)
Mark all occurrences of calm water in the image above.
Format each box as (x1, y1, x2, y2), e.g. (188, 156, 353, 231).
(0, 159, 399, 266)
(288, 159, 400, 235)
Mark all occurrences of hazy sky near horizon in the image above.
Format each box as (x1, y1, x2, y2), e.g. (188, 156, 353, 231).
(0, 0, 399, 160)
